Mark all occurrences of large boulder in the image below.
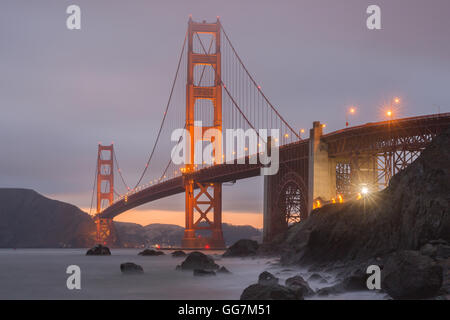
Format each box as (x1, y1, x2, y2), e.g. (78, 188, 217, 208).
(258, 271, 279, 286)
(308, 273, 327, 283)
(223, 239, 259, 257)
(171, 250, 187, 257)
(240, 284, 302, 300)
(285, 275, 314, 296)
(86, 244, 111, 256)
(193, 269, 216, 277)
(316, 267, 374, 296)
(217, 266, 231, 274)
(180, 251, 219, 270)
(382, 250, 443, 299)
(138, 249, 164, 256)
(120, 262, 144, 274)
(420, 240, 450, 260)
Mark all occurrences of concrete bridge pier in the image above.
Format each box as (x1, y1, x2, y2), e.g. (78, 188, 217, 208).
(307, 121, 336, 211)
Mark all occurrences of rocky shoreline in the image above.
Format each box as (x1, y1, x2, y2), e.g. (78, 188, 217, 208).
(256, 127, 450, 299)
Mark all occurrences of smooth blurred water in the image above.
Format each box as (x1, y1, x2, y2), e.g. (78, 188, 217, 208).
(0, 249, 387, 300)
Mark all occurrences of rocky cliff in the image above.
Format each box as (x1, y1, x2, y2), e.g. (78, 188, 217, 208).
(275, 127, 450, 268)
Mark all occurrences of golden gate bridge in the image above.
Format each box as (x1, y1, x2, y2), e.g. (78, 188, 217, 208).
(89, 17, 450, 248)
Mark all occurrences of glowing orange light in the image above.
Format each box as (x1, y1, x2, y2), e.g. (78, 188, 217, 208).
(331, 198, 336, 204)
(155, 244, 160, 249)
(337, 194, 344, 203)
(349, 107, 356, 114)
(322, 124, 326, 128)
(386, 110, 392, 117)
(394, 97, 400, 104)
(313, 200, 321, 209)
(300, 129, 305, 133)
(356, 193, 362, 200)
(284, 133, 289, 138)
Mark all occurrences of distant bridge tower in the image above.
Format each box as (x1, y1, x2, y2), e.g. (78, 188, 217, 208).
(95, 144, 116, 245)
(182, 17, 225, 249)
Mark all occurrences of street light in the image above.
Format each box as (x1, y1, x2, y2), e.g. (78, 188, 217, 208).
(361, 186, 369, 195)
(386, 97, 400, 120)
(346, 106, 356, 127)
(299, 129, 305, 138)
(386, 110, 393, 118)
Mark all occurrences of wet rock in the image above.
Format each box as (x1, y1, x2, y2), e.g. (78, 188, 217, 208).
(420, 243, 438, 258)
(421, 241, 450, 260)
(340, 269, 369, 291)
(382, 250, 443, 299)
(193, 269, 216, 276)
(223, 239, 259, 257)
(180, 251, 219, 270)
(285, 275, 314, 296)
(436, 245, 450, 259)
(120, 262, 144, 274)
(86, 244, 111, 256)
(217, 266, 231, 274)
(258, 271, 279, 286)
(240, 284, 302, 300)
(308, 273, 326, 283)
(138, 248, 164, 256)
(171, 250, 187, 257)
(316, 286, 342, 296)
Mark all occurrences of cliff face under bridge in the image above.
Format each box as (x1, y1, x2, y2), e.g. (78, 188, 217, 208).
(272, 127, 450, 267)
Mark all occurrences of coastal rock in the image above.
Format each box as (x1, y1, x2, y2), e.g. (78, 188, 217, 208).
(308, 273, 327, 283)
(217, 266, 231, 274)
(86, 244, 111, 256)
(382, 250, 443, 299)
(223, 239, 259, 257)
(193, 269, 216, 276)
(420, 241, 450, 260)
(258, 271, 279, 286)
(171, 250, 187, 257)
(285, 275, 314, 296)
(180, 251, 219, 270)
(120, 262, 144, 274)
(138, 249, 164, 256)
(240, 284, 302, 300)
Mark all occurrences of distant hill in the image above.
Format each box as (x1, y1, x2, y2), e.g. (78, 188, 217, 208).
(115, 221, 262, 247)
(0, 188, 262, 248)
(0, 188, 96, 248)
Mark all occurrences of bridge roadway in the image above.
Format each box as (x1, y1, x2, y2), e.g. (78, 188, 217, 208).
(98, 112, 450, 220)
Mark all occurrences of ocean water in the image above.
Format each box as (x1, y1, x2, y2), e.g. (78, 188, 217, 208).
(0, 249, 387, 300)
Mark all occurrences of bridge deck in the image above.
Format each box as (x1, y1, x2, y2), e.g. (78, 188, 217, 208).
(98, 113, 450, 219)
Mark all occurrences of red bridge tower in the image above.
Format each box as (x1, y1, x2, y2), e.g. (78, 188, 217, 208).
(95, 144, 116, 245)
(182, 18, 225, 249)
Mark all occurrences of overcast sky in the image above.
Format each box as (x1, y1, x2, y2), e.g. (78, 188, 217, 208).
(1, 0, 449, 227)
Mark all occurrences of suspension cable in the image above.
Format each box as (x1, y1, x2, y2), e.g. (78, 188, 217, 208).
(195, 32, 263, 142)
(113, 148, 130, 191)
(132, 31, 188, 189)
(89, 153, 99, 216)
(220, 25, 300, 139)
